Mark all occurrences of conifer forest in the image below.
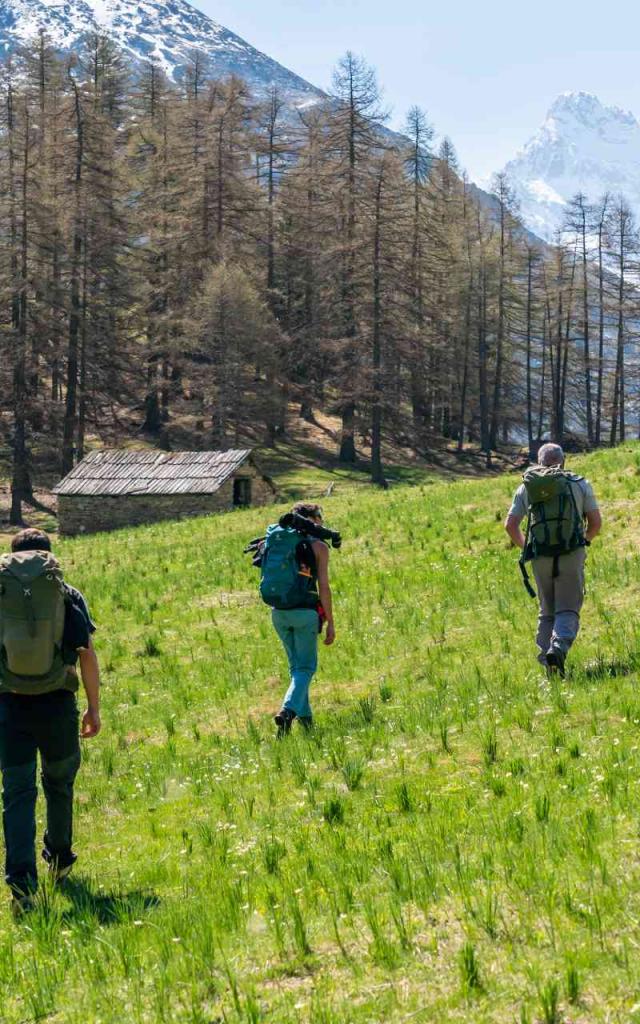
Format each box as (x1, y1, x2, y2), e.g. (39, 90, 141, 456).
(0, 37, 638, 520)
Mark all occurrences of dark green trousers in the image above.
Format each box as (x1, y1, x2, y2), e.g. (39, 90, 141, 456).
(0, 691, 80, 896)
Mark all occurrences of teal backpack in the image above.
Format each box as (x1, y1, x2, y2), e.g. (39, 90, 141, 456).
(259, 525, 319, 610)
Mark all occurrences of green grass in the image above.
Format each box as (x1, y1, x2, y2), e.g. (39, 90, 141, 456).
(3, 444, 640, 1022)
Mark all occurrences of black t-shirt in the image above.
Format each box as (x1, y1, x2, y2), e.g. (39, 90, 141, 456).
(62, 585, 96, 664)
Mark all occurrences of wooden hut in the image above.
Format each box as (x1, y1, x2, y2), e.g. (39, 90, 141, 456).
(54, 449, 276, 536)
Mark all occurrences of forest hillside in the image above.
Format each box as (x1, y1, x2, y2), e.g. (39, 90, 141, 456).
(2, 39, 638, 526)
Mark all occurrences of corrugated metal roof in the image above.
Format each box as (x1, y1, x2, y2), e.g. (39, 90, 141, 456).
(53, 449, 253, 497)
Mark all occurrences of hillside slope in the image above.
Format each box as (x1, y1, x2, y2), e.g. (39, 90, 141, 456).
(0, 0, 323, 102)
(2, 444, 640, 1021)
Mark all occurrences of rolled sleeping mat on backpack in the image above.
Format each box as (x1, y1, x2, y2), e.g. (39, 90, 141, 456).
(278, 512, 342, 549)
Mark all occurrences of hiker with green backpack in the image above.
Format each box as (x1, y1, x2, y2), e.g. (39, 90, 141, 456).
(246, 503, 340, 736)
(505, 443, 602, 677)
(0, 529, 102, 916)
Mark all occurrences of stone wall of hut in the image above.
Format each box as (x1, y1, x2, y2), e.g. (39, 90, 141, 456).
(58, 468, 275, 536)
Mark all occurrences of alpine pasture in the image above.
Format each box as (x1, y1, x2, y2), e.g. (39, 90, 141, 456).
(3, 445, 640, 1024)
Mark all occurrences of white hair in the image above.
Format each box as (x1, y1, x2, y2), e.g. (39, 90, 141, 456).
(538, 443, 564, 467)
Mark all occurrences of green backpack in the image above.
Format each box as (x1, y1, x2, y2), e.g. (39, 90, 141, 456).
(259, 525, 319, 611)
(522, 467, 586, 560)
(0, 552, 69, 695)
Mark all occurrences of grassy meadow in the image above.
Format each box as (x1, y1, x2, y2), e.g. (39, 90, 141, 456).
(3, 444, 640, 1022)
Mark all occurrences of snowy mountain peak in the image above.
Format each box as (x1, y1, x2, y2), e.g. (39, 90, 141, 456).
(0, 0, 323, 104)
(551, 91, 609, 119)
(548, 91, 638, 138)
(502, 92, 640, 240)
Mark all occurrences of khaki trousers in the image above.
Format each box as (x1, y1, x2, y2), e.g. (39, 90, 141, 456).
(532, 548, 586, 662)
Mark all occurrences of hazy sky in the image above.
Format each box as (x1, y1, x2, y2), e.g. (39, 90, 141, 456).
(196, 0, 640, 182)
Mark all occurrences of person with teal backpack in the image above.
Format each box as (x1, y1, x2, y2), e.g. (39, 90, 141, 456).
(247, 503, 339, 736)
(505, 443, 602, 677)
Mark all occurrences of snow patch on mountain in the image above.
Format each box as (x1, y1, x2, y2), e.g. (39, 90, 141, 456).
(502, 91, 640, 241)
(0, 0, 323, 105)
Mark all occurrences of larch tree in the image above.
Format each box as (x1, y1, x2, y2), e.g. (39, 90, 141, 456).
(593, 192, 611, 444)
(327, 51, 388, 463)
(563, 193, 595, 442)
(606, 197, 638, 444)
(403, 105, 434, 440)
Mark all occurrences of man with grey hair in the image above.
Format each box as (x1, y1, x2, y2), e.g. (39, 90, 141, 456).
(535, 443, 565, 467)
(505, 443, 602, 675)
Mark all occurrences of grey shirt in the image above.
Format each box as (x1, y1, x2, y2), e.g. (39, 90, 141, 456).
(508, 475, 599, 521)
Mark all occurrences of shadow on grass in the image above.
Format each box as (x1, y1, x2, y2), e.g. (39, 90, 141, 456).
(582, 655, 640, 680)
(61, 877, 160, 926)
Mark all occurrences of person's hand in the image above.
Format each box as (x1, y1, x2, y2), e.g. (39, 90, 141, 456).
(81, 707, 101, 738)
(324, 622, 336, 646)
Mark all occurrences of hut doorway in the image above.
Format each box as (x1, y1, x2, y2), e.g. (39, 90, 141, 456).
(233, 477, 252, 507)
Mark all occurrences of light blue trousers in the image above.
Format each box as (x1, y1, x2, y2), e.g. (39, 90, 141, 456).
(272, 608, 319, 718)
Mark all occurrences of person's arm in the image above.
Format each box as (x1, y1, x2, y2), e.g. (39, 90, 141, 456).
(505, 513, 526, 551)
(505, 486, 527, 550)
(78, 639, 101, 738)
(585, 508, 602, 543)
(313, 542, 335, 646)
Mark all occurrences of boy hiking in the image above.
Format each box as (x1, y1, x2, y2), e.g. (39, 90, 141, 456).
(505, 443, 602, 676)
(0, 529, 101, 916)
(247, 503, 339, 736)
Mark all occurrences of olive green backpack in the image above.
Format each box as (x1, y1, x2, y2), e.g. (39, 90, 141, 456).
(519, 466, 586, 597)
(0, 552, 69, 695)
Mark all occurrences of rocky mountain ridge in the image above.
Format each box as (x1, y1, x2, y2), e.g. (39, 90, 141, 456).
(0, 0, 323, 105)
(503, 91, 640, 240)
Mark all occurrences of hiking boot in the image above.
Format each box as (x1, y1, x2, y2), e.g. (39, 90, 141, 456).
(297, 716, 314, 733)
(42, 846, 77, 884)
(274, 708, 296, 738)
(10, 894, 35, 919)
(546, 647, 566, 679)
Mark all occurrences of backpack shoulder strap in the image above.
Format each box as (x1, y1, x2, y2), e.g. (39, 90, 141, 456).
(263, 524, 285, 546)
(565, 477, 586, 545)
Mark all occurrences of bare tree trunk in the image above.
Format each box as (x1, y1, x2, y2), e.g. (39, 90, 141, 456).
(263, 88, 283, 296)
(537, 309, 547, 443)
(610, 209, 627, 445)
(490, 190, 507, 449)
(579, 203, 594, 443)
(10, 94, 33, 524)
(595, 197, 609, 445)
(457, 280, 472, 452)
(62, 77, 84, 476)
(77, 225, 89, 461)
(525, 250, 534, 458)
(370, 165, 385, 485)
(550, 270, 562, 442)
(477, 268, 490, 453)
(339, 65, 359, 464)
